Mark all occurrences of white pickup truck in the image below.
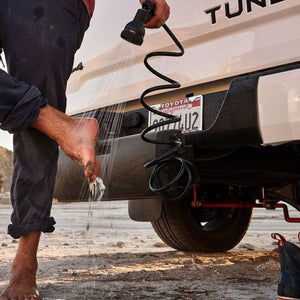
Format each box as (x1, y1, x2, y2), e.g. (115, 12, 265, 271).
(54, 0, 300, 252)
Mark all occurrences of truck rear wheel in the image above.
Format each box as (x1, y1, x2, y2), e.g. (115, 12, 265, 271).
(151, 185, 253, 252)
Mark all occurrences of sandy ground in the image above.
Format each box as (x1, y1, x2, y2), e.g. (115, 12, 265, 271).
(0, 193, 299, 300)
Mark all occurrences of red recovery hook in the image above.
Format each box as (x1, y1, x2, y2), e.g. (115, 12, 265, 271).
(191, 184, 300, 223)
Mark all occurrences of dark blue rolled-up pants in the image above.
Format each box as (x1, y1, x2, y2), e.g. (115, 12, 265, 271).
(0, 0, 90, 238)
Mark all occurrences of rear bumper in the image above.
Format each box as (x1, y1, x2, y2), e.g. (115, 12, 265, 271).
(187, 62, 300, 152)
(54, 62, 300, 201)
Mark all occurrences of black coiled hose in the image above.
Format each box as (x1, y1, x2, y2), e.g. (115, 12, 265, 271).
(140, 24, 195, 201)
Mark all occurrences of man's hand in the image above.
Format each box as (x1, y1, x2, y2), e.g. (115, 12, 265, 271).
(139, 0, 170, 28)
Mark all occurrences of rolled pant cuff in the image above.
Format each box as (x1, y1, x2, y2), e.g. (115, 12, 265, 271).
(0, 86, 48, 134)
(7, 217, 56, 239)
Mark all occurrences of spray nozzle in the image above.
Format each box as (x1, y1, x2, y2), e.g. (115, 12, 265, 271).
(120, 0, 155, 46)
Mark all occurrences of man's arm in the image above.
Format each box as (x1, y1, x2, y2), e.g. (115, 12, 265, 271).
(139, 0, 170, 28)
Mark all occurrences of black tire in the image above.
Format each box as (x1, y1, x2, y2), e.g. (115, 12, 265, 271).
(151, 184, 253, 252)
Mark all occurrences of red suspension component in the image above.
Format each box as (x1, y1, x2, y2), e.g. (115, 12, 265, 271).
(191, 184, 300, 223)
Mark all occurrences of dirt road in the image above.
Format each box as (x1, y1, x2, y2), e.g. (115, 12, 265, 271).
(0, 196, 299, 299)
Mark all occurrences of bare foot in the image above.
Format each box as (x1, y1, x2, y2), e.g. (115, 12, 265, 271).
(0, 255, 40, 300)
(58, 117, 100, 182)
(0, 267, 40, 300)
(32, 105, 100, 182)
(0, 232, 41, 300)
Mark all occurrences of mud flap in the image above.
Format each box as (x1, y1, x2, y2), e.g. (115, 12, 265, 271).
(128, 198, 162, 222)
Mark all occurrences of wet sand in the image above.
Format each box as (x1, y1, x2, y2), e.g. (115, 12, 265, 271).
(0, 195, 299, 299)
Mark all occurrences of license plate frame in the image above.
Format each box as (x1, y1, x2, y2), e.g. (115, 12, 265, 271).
(148, 95, 203, 133)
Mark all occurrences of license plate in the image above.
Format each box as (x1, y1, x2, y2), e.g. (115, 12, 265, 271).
(148, 95, 203, 133)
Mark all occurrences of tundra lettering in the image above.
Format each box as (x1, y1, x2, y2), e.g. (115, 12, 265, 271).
(226, 0, 243, 19)
(205, 0, 286, 24)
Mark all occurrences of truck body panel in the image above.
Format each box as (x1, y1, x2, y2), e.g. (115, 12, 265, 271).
(67, 0, 300, 115)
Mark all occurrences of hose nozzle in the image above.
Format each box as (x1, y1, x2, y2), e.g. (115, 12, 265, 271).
(121, 0, 155, 46)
